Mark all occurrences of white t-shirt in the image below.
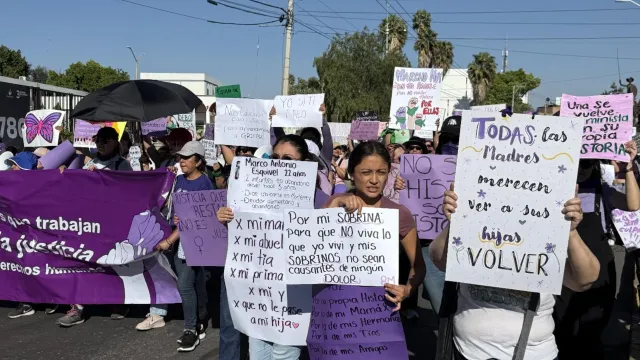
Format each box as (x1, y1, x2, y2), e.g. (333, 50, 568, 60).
(454, 284, 558, 360)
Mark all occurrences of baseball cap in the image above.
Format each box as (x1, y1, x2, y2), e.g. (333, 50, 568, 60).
(6, 152, 38, 170)
(440, 115, 461, 138)
(160, 128, 192, 145)
(176, 141, 206, 158)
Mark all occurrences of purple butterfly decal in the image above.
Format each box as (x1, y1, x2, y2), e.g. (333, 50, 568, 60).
(25, 112, 62, 144)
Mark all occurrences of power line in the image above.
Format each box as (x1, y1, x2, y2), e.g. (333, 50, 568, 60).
(206, 0, 281, 18)
(295, 20, 333, 41)
(297, 3, 345, 35)
(118, 0, 281, 25)
(316, 0, 359, 31)
(453, 44, 640, 61)
(297, 7, 640, 15)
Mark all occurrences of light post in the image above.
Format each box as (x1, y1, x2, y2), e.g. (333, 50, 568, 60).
(126, 46, 144, 80)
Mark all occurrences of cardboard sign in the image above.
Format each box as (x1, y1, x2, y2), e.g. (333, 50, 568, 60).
(283, 208, 399, 286)
(227, 157, 318, 213)
(215, 84, 242, 98)
(399, 155, 456, 239)
(560, 93, 633, 161)
(389, 67, 443, 132)
(355, 111, 379, 122)
(349, 120, 380, 141)
(225, 212, 312, 345)
(445, 111, 584, 295)
(272, 94, 325, 128)
(214, 98, 271, 148)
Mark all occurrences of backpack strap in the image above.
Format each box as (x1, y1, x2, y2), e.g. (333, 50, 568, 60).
(512, 293, 540, 360)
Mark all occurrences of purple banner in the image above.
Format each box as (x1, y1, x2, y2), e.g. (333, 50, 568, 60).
(141, 118, 168, 137)
(0, 169, 181, 304)
(350, 120, 381, 141)
(399, 154, 456, 239)
(307, 285, 408, 360)
(172, 190, 228, 266)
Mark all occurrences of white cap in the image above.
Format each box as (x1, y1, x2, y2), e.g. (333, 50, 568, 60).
(176, 141, 206, 158)
(0, 151, 12, 171)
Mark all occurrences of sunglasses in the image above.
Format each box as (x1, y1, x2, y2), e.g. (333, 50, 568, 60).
(271, 154, 298, 161)
(407, 145, 423, 151)
(179, 154, 195, 161)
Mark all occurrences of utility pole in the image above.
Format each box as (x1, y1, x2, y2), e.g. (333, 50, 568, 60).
(501, 37, 508, 74)
(281, 0, 294, 95)
(385, 0, 389, 53)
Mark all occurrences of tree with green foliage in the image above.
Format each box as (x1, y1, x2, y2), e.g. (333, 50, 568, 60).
(468, 52, 498, 105)
(0, 45, 30, 79)
(29, 65, 49, 83)
(47, 60, 130, 92)
(601, 81, 625, 95)
(314, 29, 410, 121)
(379, 15, 407, 54)
(484, 69, 541, 113)
(288, 74, 322, 95)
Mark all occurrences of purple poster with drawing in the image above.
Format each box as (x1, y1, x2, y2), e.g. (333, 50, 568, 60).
(172, 190, 228, 266)
(307, 285, 409, 360)
(350, 120, 381, 141)
(141, 117, 168, 137)
(0, 169, 180, 304)
(399, 154, 456, 239)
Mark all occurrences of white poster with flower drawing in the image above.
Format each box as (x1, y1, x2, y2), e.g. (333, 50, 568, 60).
(389, 67, 443, 132)
(444, 111, 584, 295)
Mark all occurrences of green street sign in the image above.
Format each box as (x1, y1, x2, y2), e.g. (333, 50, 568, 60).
(215, 84, 242, 98)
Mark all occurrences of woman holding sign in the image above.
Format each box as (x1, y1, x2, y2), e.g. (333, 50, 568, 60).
(429, 186, 600, 360)
(217, 134, 321, 360)
(322, 141, 426, 311)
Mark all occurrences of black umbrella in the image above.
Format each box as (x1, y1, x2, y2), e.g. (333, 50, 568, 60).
(70, 80, 203, 122)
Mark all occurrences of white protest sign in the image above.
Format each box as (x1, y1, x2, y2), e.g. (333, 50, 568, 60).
(272, 94, 325, 128)
(389, 67, 443, 131)
(471, 104, 506, 113)
(445, 111, 584, 295)
(22, 110, 64, 148)
(225, 212, 312, 345)
(214, 99, 271, 148)
(227, 157, 318, 213)
(128, 145, 142, 171)
(201, 139, 217, 166)
(284, 208, 399, 286)
(168, 111, 196, 139)
(611, 209, 640, 250)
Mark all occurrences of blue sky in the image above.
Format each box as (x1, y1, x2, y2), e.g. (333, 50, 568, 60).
(3, 0, 640, 107)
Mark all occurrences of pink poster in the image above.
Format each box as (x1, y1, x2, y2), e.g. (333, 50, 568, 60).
(560, 93, 633, 161)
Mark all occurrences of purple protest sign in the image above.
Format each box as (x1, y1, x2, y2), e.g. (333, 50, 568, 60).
(399, 154, 456, 239)
(350, 120, 381, 141)
(141, 118, 168, 137)
(73, 120, 102, 148)
(203, 124, 215, 140)
(383, 163, 400, 204)
(560, 93, 634, 161)
(172, 190, 228, 266)
(0, 169, 181, 304)
(612, 209, 640, 249)
(307, 285, 409, 360)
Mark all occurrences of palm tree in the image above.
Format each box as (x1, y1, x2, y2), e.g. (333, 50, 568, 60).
(432, 41, 454, 76)
(412, 10, 437, 67)
(468, 52, 497, 105)
(379, 15, 407, 53)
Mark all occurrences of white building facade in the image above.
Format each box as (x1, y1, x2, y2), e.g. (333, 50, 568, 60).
(140, 73, 223, 124)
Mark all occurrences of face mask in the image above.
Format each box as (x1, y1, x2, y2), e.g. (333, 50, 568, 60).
(441, 142, 459, 155)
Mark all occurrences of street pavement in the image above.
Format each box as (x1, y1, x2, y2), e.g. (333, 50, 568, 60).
(0, 295, 438, 360)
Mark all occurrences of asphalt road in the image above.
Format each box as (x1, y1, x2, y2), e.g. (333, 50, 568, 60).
(0, 296, 438, 360)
